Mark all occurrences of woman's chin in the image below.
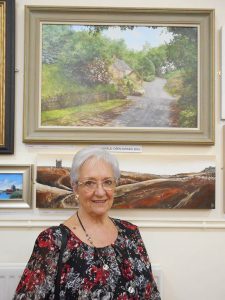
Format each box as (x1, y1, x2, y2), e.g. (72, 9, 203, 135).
(89, 201, 112, 215)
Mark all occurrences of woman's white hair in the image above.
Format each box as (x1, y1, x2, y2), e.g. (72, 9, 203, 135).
(70, 146, 120, 185)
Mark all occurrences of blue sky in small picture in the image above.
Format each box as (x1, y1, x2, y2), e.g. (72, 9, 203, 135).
(0, 173, 23, 191)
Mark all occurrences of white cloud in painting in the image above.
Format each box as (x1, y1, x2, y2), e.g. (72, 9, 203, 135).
(0, 174, 23, 191)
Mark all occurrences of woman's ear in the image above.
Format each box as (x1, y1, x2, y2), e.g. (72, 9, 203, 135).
(72, 183, 79, 202)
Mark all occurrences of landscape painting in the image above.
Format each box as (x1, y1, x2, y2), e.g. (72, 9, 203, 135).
(24, 8, 214, 144)
(36, 154, 215, 209)
(0, 165, 32, 208)
(0, 173, 23, 200)
(41, 24, 198, 129)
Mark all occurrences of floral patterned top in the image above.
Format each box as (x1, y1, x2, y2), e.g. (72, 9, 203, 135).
(13, 219, 161, 300)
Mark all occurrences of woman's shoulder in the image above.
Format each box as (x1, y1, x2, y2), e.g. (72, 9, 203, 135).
(35, 225, 68, 248)
(37, 225, 62, 237)
(112, 218, 138, 232)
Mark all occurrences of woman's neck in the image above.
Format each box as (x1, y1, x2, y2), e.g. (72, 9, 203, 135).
(77, 208, 110, 226)
(65, 209, 117, 248)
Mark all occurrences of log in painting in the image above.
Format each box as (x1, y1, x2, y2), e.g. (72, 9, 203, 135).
(36, 154, 215, 209)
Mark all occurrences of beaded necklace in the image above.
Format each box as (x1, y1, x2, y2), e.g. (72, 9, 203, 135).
(76, 211, 95, 247)
(76, 210, 111, 270)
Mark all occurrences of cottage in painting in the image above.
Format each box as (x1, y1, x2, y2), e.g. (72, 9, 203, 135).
(109, 58, 144, 97)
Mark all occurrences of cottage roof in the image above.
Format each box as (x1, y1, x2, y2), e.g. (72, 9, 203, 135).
(112, 58, 133, 74)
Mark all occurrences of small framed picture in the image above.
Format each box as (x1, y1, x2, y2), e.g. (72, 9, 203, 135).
(0, 165, 33, 208)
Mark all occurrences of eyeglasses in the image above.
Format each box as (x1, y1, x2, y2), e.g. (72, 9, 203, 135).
(77, 178, 116, 191)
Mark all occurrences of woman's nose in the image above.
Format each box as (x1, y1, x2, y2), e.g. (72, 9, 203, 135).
(94, 182, 106, 195)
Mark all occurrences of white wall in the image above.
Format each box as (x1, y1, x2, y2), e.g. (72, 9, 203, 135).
(0, 0, 225, 299)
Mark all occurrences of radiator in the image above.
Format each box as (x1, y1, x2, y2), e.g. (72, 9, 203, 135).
(0, 263, 162, 300)
(0, 263, 25, 300)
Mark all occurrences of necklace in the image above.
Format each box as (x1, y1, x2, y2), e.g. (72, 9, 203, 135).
(76, 211, 95, 247)
(76, 211, 110, 270)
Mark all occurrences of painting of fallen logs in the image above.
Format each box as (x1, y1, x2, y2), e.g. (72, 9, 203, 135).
(36, 162, 215, 209)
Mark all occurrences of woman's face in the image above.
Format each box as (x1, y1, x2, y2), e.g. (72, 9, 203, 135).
(74, 157, 116, 217)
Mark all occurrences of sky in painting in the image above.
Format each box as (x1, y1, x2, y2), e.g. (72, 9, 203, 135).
(72, 25, 174, 50)
(102, 26, 173, 50)
(0, 174, 23, 190)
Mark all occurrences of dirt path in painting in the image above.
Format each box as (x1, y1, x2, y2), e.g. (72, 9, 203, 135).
(71, 101, 133, 126)
(72, 77, 177, 127)
(107, 77, 177, 127)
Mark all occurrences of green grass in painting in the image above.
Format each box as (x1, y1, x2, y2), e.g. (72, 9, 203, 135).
(10, 190, 22, 199)
(41, 99, 131, 126)
(42, 64, 82, 100)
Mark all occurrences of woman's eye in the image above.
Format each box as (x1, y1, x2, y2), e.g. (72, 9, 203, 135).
(84, 180, 96, 187)
(104, 179, 113, 186)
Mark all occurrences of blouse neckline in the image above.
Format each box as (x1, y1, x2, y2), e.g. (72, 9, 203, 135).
(61, 218, 120, 250)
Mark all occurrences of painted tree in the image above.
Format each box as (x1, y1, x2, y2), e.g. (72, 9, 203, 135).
(166, 27, 198, 127)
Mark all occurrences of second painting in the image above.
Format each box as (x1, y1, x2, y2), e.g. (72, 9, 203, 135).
(23, 7, 214, 144)
(36, 153, 215, 209)
(41, 24, 198, 129)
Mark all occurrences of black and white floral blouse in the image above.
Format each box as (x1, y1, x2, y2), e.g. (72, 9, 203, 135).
(13, 219, 161, 300)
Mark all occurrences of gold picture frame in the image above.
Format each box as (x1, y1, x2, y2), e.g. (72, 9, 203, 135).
(23, 6, 214, 145)
(0, 0, 15, 153)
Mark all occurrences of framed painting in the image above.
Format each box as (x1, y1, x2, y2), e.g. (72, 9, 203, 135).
(23, 7, 214, 144)
(0, 0, 15, 153)
(0, 165, 33, 208)
(36, 153, 215, 209)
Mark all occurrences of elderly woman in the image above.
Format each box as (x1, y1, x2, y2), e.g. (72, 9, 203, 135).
(14, 147, 161, 299)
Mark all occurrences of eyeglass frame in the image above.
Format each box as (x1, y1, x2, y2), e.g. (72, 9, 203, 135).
(76, 178, 117, 191)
